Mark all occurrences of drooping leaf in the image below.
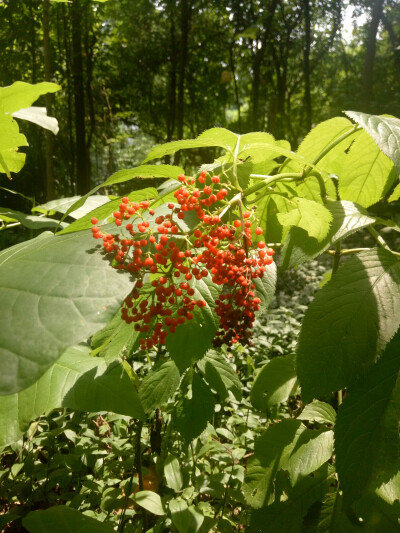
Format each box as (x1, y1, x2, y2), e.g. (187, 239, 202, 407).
(250, 353, 297, 410)
(197, 350, 242, 401)
(34, 195, 110, 219)
(23, 505, 114, 533)
(169, 499, 204, 533)
(345, 111, 400, 172)
(249, 464, 334, 533)
(61, 164, 184, 222)
(164, 454, 184, 492)
(0, 345, 145, 448)
(281, 200, 375, 269)
(0, 113, 27, 176)
(334, 331, 400, 505)
(297, 401, 336, 426)
(277, 197, 332, 242)
(166, 278, 219, 373)
(12, 107, 59, 134)
(0, 81, 61, 114)
(143, 128, 238, 162)
(139, 360, 181, 413)
(337, 130, 396, 208)
(174, 373, 215, 443)
(58, 188, 158, 234)
(90, 310, 138, 361)
(0, 207, 67, 230)
(297, 249, 400, 401)
(0, 230, 131, 395)
(133, 491, 165, 515)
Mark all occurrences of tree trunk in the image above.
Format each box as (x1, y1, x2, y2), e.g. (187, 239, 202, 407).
(362, 0, 385, 112)
(302, 0, 312, 132)
(381, 12, 400, 87)
(167, 0, 177, 142)
(250, 0, 279, 131)
(62, 4, 75, 194)
(71, 0, 90, 195)
(43, 0, 55, 200)
(176, 0, 191, 141)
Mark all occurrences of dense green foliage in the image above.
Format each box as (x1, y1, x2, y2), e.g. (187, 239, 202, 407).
(0, 77, 399, 531)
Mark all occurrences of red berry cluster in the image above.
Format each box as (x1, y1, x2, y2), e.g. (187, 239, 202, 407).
(91, 171, 274, 350)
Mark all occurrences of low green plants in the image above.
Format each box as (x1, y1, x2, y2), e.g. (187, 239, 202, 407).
(0, 81, 400, 532)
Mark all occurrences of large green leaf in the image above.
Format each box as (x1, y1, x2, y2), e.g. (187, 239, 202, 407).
(249, 464, 334, 533)
(253, 261, 277, 310)
(297, 400, 336, 426)
(139, 359, 181, 413)
(0, 230, 131, 395)
(316, 490, 361, 533)
(334, 332, 400, 505)
(345, 111, 400, 172)
(174, 373, 215, 443)
(277, 197, 332, 242)
(250, 353, 297, 410)
(337, 130, 396, 208)
(166, 278, 219, 373)
(297, 249, 400, 401)
(0, 345, 145, 448)
(23, 505, 113, 533)
(197, 350, 242, 401)
(0, 81, 61, 114)
(280, 200, 375, 269)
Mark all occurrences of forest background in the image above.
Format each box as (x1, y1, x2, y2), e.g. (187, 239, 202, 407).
(1, 0, 399, 220)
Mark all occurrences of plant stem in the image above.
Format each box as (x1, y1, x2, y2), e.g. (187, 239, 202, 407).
(332, 241, 342, 275)
(307, 125, 360, 170)
(244, 172, 303, 198)
(368, 226, 400, 256)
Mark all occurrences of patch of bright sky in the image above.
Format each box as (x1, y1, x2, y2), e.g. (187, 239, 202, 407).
(343, 4, 368, 43)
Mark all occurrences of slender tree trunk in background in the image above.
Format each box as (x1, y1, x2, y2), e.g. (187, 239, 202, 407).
(250, 0, 278, 131)
(84, 7, 95, 181)
(167, 0, 177, 142)
(229, 42, 241, 132)
(71, 0, 90, 195)
(43, 0, 55, 200)
(362, 0, 385, 112)
(62, 4, 76, 194)
(302, 0, 312, 132)
(176, 0, 191, 142)
(381, 13, 400, 90)
(30, 3, 37, 84)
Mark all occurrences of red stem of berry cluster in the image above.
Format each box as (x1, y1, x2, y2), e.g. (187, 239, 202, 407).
(90, 171, 274, 350)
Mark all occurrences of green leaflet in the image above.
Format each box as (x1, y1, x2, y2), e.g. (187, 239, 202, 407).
(169, 499, 204, 533)
(337, 129, 396, 208)
(297, 400, 336, 426)
(277, 197, 333, 242)
(335, 331, 400, 506)
(297, 249, 400, 401)
(174, 373, 215, 443)
(197, 350, 242, 401)
(0, 230, 131, 395)
(0, 208, 67, 230)
(250, 353, 297, 410)
(388, 182, 400, 202)
(249, 465, 334, 533)
(280, 200, 375, 269)
(0, 113, 27, 176)
(60, 164, 184, 222)
(58, 187, 158, 234)
(33, 195, 110, 219)
(143, 127, 239, 162)
(164, 454, 184, 492)
(243, 420, 333, 508)
(139, 360, 181, 413)
(345, 111, 400, 173)
(0, 345, 145, 449)
(166, 277, 219, 373)
(90, 310, 138, 361)
(133, 491, 166, 515)
(253, 261, 277, 310)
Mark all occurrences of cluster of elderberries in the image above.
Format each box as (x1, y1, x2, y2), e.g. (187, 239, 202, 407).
(90, 171, 274, 350)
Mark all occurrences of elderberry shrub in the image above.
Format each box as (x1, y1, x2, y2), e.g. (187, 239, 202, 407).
(91, 171, 274, 349)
